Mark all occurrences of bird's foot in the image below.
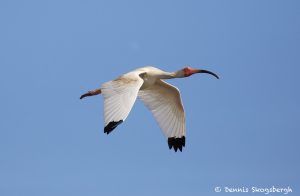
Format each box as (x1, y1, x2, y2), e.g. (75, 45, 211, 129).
(80, 89, 101, 99)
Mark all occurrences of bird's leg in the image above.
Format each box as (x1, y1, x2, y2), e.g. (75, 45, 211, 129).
(80, 88, 101, 99)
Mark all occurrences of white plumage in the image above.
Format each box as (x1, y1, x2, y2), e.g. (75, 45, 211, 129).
(80, 66, 219, 152)
(138, 80, 185, 139)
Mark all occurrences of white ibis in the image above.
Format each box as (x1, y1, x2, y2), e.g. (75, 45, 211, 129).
(80, 66, 219, 152)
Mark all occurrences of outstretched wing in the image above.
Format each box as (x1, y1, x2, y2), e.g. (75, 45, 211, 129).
(138, 80, 186, 152)
(101, 72, 144, 134)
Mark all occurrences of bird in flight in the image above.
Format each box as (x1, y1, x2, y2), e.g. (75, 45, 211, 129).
(80, 66, 219, 152)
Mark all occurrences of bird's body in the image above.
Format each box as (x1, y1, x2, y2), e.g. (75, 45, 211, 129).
(80, 66, 219, 152)
(122, 66, 174, 89)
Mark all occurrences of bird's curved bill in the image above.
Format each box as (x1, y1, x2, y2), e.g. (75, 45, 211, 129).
(197, 69, 219, 79)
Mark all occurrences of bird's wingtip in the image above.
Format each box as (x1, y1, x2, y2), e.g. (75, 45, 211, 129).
(104, 120, 123, 134)
(168, 136, 185, 152)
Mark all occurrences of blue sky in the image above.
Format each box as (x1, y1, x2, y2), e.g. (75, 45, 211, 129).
(0, 0, 299, 195)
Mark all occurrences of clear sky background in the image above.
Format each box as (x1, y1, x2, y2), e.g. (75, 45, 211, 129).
(0, 0, 299, 195)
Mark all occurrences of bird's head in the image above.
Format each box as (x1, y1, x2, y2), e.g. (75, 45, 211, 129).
(180, 66, 219, 79)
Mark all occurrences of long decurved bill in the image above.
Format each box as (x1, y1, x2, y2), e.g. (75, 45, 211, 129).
(197, 69, 219, 79)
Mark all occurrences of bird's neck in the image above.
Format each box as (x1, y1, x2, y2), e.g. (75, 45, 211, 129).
(158, 70, 183, 79)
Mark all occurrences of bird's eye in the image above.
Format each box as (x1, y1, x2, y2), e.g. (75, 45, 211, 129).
(183, 67, 191, 71)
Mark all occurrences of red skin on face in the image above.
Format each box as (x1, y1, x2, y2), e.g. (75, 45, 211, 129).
(183, 67, 198, 77)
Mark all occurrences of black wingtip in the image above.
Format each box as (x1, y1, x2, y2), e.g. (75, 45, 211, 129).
(104, 120, 123, 134)
(168, 136, 185, 152)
